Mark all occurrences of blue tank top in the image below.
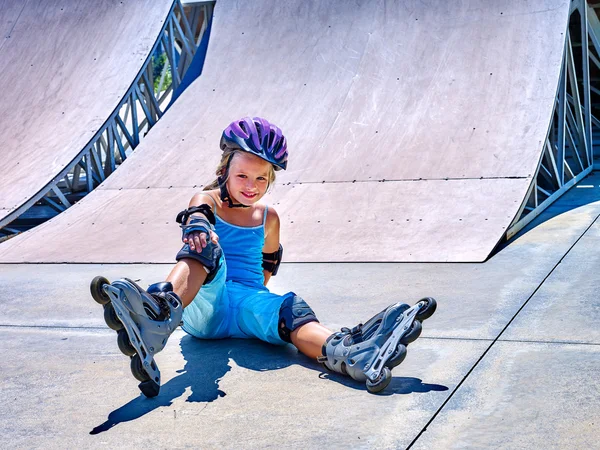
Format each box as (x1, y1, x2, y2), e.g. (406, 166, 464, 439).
(214, 206, 267, 288)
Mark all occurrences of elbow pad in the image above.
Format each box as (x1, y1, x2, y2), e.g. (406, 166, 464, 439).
(263, 244, 283, 276)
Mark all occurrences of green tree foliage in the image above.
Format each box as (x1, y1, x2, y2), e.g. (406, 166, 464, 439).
(152, 53, 172, 94)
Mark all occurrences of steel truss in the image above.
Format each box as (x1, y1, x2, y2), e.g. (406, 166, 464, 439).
(507, 0, 600, 238)
(0, 1, 214, 239)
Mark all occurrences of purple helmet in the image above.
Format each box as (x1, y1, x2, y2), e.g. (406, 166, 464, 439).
(220, 117, 288, 170)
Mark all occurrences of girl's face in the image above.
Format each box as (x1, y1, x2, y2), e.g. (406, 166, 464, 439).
(225, 152, 272, 206)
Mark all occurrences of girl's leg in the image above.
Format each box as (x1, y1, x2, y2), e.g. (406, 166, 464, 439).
(175, 255, 231, 340)
(166, 259, 207, 307)
(290, 322, 332, 359)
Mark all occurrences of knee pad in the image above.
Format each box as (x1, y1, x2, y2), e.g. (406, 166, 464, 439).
(278, 294, 319, 343)
(176, 242, 222, 284)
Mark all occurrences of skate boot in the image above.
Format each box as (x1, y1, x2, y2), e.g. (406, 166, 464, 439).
(318, 297, 436, 393)
(90, 276, 183, 398)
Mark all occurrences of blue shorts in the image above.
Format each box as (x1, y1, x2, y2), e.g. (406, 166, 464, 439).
(181, 257, 293, 346)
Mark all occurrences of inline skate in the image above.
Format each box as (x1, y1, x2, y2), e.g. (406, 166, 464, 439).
(90, 277, 182, 398)
(319, 297, 436, 393)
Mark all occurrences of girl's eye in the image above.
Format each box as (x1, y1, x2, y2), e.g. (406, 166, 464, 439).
(257, 177, 266, 181)
(238, 174, 247, 179)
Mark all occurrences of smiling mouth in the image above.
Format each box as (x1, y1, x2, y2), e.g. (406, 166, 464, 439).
(241, 192, 257, 199)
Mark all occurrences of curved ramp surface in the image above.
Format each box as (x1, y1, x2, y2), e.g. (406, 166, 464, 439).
(0, 0, 172, 223)
(0, 0, 570, 263)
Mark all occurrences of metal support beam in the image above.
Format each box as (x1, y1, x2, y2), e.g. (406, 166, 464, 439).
(508, 0, 598, 237)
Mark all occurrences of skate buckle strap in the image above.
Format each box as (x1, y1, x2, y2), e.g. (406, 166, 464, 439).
(338, 325, 364, 343)
(349, 324, 364, 340)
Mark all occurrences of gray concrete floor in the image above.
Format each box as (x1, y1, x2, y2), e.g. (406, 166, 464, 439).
(1, 174, 600, 449)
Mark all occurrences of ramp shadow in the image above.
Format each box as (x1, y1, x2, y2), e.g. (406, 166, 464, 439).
(90, 335, 446, 434)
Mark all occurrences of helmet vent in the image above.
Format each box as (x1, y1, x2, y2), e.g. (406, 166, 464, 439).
(268, 130, 276, 147)
(256, 124, 263, 142)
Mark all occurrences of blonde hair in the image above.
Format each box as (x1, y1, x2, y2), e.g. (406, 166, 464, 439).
(203, 148, 277, 191)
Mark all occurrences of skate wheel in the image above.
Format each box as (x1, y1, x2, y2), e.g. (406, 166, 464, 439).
(366, 367, 392, 394)
(117, 330, 136, 356)
(400, 320, 422, 345)
(139, 379, 160, 398)
(103, 303, 123, 331)
(386, 344, 407, 369)
(90, 276, 110, 305)
(415, 297, 437, 321)
(130, 354, 150, 382)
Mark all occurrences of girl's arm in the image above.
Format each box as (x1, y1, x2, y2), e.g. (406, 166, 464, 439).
(184, 192, 219, 252)
(262, 206, 281, 286)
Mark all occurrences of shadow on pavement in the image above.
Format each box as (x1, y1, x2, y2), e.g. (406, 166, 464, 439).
(319, 371, 448, 395)
(91, 334, 447, 434)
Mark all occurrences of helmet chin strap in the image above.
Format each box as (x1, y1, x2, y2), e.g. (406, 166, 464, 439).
(218, 154, 250, 209)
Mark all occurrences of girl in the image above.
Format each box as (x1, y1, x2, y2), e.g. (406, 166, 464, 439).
(92, 117, 436, 398)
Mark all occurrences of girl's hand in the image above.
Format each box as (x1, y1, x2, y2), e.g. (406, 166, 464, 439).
(184, 230, 219, 252)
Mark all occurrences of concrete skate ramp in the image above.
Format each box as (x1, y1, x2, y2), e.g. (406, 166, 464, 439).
(0, 0, 570, 263)
(0, 1, 172, 223)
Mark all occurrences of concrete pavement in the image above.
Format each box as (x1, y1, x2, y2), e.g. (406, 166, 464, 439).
(1, 174, 599, 448)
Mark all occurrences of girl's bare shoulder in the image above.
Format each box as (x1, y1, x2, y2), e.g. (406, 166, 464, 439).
(189, 190, 220, 209)
(264, 204, 280, 232)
